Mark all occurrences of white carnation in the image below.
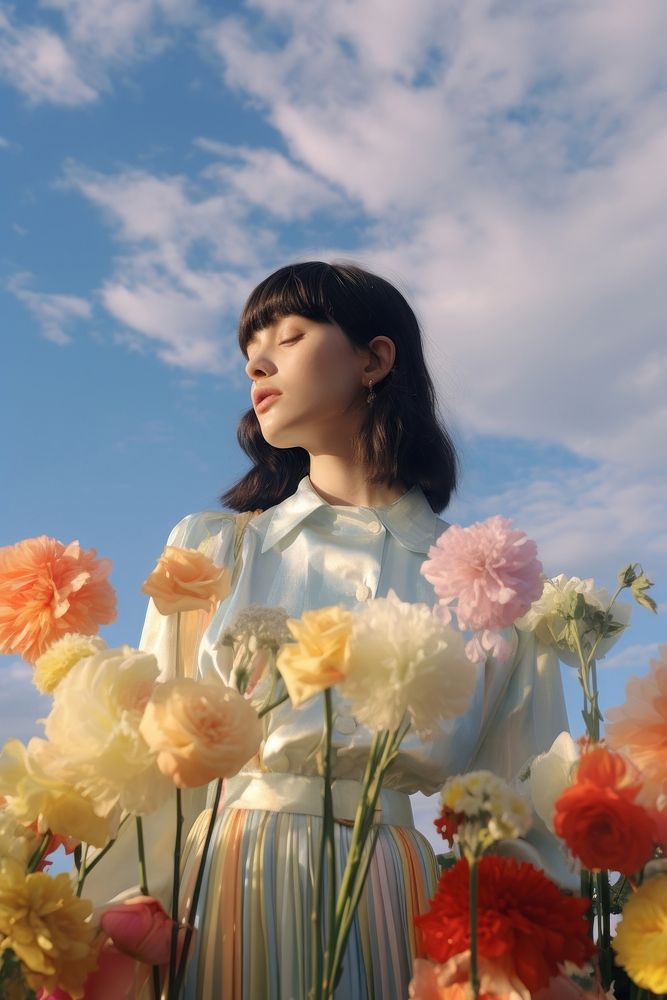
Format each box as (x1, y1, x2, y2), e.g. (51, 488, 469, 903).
(338, 589, 477, 737)
(43, 645, 172, 816)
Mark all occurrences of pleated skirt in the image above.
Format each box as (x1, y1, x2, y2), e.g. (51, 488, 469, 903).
(177, 804, 440, 1000)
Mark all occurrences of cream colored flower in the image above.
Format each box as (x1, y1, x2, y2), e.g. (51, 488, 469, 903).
(277, 605, 354, 708)
(0, 739, 114, 847)
(43, 645, 172, 816)
(440, 770, 532, 856)
(0, 798, 40, 867)
(142, 545, 231, 615)
(33, 633, 107, 694)
(0, 856, 101, 999)
(527, 731, 580, 832)
(516, 574, 631, 666)
(139, 677, 262, 787)
(339, 589, 477, 736)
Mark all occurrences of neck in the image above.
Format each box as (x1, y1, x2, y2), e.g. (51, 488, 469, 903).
(307, 456, 407, 508)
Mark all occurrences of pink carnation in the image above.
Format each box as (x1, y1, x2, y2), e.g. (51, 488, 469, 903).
(421, 516, 543, 634)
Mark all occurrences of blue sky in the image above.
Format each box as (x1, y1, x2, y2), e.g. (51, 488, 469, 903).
(2, 0, 666, 851)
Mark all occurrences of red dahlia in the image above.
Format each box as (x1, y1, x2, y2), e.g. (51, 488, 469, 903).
(415, 856, 594, 993)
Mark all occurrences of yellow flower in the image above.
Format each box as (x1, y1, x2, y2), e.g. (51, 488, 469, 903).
(0, 739, 114, 847)
(33, 633, 107, 693)
(276, 605, 354, 708)
(612, 874, 667, 993)
(0, 857, 102, 999)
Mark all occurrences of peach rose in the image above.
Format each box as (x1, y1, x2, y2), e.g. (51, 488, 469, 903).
(139, 677, 262, 787)
(141, 545, 231, 615)
(276, 605, 354, 708)
(409, 953, 530, 1000)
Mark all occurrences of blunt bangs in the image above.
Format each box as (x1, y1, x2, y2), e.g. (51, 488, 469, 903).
(239, 263, 340, 357)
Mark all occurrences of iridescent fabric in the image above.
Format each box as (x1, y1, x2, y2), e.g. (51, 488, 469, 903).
(84, 475, 570, 998)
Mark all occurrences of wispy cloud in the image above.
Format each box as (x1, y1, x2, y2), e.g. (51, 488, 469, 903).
(600, 642, 660, 672)
(8, 273, 92, 345)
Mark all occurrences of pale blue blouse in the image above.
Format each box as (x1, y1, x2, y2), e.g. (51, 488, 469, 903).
(84, 474, 572, 910)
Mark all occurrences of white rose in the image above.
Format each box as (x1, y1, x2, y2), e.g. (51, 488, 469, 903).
(527, 731, 579, 832)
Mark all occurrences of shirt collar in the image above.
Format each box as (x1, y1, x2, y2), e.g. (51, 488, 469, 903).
(253, 475, 447, 555)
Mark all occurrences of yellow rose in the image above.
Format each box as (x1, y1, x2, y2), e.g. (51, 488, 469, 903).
(612, 873, 667, 994)
(0, 798, 40, 866)
(139, 677, 263, 787)
(0, 739, 114, 847)
(33, 633, 107, 693)
(0, 857, 101, 999)
(141, 545, 231, 615)
(276, 605, 353, 708)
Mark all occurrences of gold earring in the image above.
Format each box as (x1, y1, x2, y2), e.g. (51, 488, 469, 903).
(366, 379, 376, 404)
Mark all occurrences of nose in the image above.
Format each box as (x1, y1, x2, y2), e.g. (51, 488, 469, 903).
(244, 352, 277, 380)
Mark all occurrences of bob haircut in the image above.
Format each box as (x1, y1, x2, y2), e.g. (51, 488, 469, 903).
(220, 261, 459, 514)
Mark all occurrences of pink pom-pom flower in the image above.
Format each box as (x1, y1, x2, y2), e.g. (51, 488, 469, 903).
(421, 516, 543, 662)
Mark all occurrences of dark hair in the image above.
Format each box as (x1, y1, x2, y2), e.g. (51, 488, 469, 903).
(220, 261, 459, 514)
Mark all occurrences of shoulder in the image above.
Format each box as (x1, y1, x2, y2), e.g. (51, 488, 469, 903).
(166, 510, 238, 548)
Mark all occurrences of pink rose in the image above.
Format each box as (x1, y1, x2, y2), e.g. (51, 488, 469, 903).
(139, 677, 262, 787)
(100, 896, 176, 965)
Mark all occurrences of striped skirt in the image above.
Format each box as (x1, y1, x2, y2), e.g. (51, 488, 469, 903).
(176, 778, 440, 1000)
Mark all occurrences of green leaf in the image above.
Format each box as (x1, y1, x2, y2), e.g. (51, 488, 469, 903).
(572, 592, 587, 620)
(631, 573, 658, 613)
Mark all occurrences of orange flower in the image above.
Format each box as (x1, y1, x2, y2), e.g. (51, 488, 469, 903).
(409, 954, 530, 999)
(553, 745, 656, 875)
(606, 645, 667, 805)
(141, 545, 231, 615)
(0, 536, 116, 663)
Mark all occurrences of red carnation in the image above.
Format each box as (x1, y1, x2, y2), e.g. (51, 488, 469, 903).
(415, 856, 594, 993)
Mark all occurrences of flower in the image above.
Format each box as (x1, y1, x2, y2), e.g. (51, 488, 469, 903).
(0, 536, 116, 663)
(415, 856, 594, 993)
(0, 857, 101, 998)
(0, 739, 114, 847)
(606, 644, 667, 807)
(33, 633, 107, 694)
(526, 731, 579, 832)
(612, 873, 667, 994)
(516, 575, 631, 667)
(409, 953, 530, 999)
(339, 590, 477, 736)
(436, 771, 532, 858)
(139, 677, 262, 787)
(218, 604, 291, 695)
(553, 745, 656, 875)
(0, 797, 40, 867)
(141, 545, 231, 615)
(42, 646, 172, 816)
(100, 896, 177, 965)
(533, 976, 613, 999)
(276, 605, 354, 708)
(420, 516, 543, 633)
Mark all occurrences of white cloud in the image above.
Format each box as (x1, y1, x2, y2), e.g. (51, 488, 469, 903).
(8, 273, 92, 345)
(600, 642, 660, 672)
(0, 0, 200, 105)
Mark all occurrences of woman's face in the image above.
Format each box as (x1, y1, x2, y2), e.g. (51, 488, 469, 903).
(244, 314, 369, 453)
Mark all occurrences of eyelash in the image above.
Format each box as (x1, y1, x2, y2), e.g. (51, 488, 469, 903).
(247, 336, 301, 361)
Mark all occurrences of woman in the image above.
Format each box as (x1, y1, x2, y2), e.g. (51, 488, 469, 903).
(87, 261, 569, 999)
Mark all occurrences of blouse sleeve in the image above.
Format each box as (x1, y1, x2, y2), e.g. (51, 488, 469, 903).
(82, 511, 236, 911)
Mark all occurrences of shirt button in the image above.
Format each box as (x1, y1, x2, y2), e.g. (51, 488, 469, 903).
(367, 520, 382, 533)
(334, 714, 358, 735)
(355, 584, 372, 601)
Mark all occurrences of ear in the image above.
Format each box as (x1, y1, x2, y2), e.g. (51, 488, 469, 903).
(364, 336, 396, 380)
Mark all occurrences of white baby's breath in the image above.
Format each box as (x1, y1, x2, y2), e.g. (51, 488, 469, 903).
(338, 589, 477, 737)
(441, 770, 532, 844)
(218, 605, 292, 651)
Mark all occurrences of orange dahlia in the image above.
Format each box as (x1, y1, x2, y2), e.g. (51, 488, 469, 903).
(0, 536, 116, 663)
(415, 856, 594, 993)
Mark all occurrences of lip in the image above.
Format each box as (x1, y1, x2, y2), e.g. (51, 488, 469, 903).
(254, 389, 282, 413)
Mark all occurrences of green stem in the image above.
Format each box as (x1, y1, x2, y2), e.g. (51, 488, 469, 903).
(26, 831, 51, 873)
(75, 843, 89, 898)
(136, 817, 162, 1000)
(308, 691, 335, 1000)
(174, 779, 224, 995)
(596, 870, 613, 989)
(323, 691, 336, 1000)
(469, 858, 480, 1000)
(257, 690, 290, 718)
(167, 789, 183, 1000)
